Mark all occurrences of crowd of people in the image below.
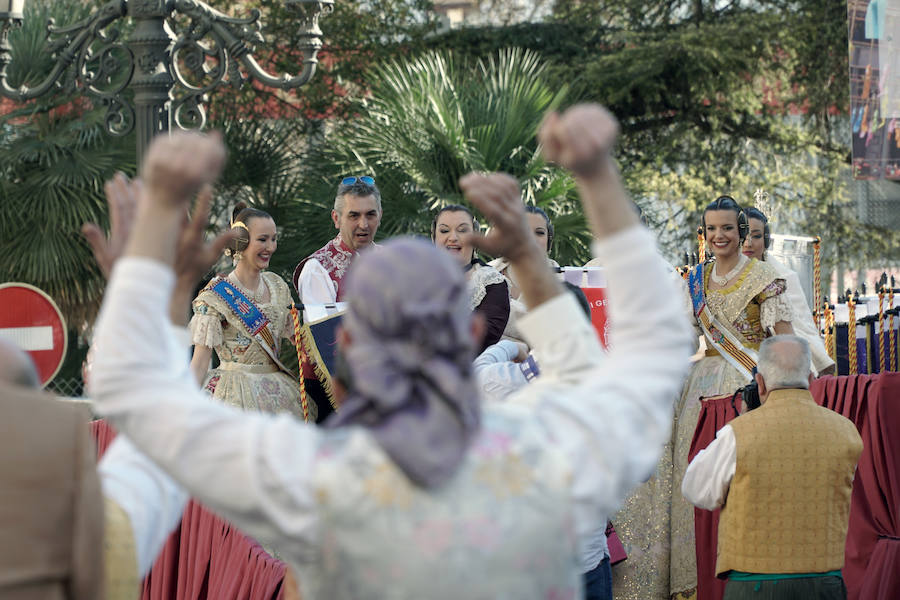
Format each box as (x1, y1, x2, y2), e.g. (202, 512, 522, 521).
(0, 103, 863, 600)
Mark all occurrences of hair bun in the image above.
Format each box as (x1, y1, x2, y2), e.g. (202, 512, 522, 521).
(232, 201, 249, 223)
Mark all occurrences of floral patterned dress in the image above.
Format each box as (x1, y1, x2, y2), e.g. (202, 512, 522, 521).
(669, 258, 791, 599)
(301, 407, 582, 599)
(189, 271, 313, 420)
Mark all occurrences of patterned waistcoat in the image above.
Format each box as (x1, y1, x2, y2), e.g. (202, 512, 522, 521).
(717, 389, 863, 576)
(293, 235, 356, 301)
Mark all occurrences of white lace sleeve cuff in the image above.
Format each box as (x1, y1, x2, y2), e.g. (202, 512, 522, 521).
(760, 290, 794, 331)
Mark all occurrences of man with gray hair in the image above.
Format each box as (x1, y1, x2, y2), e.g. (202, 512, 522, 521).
(682, 335, 863, 599)
(292, 176, 383, 421)
(756, 334, 815, 390)
(292, 176, 382, 304)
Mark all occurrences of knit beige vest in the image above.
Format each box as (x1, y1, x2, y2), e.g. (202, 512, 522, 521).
(716, 389, 862, 577)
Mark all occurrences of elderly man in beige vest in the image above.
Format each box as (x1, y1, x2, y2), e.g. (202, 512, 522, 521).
(0, 338, 104, 600)
(682, 334, 862, 599)
(0, 336, 190, 600)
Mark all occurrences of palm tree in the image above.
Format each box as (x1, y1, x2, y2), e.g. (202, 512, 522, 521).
(283, 48, 595, 266)
(0, 1, 136, 392)
(0, 0, 136, 329)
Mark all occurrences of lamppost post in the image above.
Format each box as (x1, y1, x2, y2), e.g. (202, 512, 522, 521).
(129, 0, 174, 163)
(0, 0, 333, 163)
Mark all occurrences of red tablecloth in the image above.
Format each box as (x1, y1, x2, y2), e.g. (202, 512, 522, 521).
(91, 420, 287, 600)
(690, 373, 900, 600)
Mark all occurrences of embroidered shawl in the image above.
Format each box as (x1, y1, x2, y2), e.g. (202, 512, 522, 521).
(293, 234, 356, 301)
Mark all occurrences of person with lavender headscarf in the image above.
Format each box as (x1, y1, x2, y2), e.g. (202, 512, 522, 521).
(327, 237, 482, 487)
(89, 104, 694, 599)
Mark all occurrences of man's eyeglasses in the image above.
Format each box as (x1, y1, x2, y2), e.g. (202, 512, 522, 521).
(340, 176, 375, 186)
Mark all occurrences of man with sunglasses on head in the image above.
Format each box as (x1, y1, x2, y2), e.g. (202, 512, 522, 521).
(292, 176, 383, 421)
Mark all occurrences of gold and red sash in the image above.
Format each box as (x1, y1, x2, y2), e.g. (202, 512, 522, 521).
(689, 264, 757, 380)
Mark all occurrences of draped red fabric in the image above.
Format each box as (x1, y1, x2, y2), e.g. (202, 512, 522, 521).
(811, 373, 900, 600)
(688, 374, 900, 600)
(90, 419, 118, 456)
(90, 420, 288, 600)
(689, 394, 739, 600)
(605, 521, 627, 565)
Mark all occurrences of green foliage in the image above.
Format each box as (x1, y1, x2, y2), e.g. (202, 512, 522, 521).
(2, 0, 895, 354)
(295, 48, 594, 265)
(3, 1, 92, 93)
(0, 0, 136, 328)
(204, 0, 440, 120)
(422, 1, 899, 277)
(0, 111, 135, 325)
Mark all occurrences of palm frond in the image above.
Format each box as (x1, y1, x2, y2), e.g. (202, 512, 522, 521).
(0, 109, 135, 327)
(313, 47, 591, 264)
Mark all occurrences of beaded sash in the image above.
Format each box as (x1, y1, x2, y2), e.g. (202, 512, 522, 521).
(689, 263, 757, 380)
(206, 277, 294, 377)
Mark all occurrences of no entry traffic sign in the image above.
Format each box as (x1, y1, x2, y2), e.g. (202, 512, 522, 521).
(0, 283, 68, 387)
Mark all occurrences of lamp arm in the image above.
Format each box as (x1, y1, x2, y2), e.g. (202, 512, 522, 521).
(237, 48, 317, 90)
(171, 0, 328, 90)
(168, 0, 330, 129)
(0, 0, 128, 102)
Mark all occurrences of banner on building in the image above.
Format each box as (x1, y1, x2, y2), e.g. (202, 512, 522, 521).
(849, 0, 900, 179)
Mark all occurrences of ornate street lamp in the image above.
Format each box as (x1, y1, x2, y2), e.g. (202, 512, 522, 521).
(0, 0, 333, 161)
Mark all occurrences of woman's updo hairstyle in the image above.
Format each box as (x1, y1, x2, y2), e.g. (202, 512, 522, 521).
(225, 201, 273, 257)
(742, 206, 771, 249)
(701, 195, 749, 243)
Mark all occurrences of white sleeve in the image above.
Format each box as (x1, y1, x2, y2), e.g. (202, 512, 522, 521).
(89, 258, 321, 556)
(516, 226, 694, 544)
(681, 424, 737, 511)
(96, 323, 192, 577)
(782, 270, 834, 374)
(474, 342, 529, 404)
(98, 436, 188, 576)
(473, 340, 520, 371)
(298, 259, 337, 318)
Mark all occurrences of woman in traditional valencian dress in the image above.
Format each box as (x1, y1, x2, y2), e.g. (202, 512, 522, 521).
(670, 196, 794, 600)
(741, 207, 834, 375)
(487, 205, 559, 345)
(189, 202, 313, 420)
(432, 205, 510, 352)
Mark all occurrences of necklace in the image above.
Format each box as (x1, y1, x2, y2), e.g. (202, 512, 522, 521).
(229, 272, 265, 303)
(710, 254, 748, 286)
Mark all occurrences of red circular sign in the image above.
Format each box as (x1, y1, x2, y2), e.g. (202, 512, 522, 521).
(0, 283, 68, 387)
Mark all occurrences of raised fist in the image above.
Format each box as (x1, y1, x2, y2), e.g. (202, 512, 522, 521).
(458, 172, 536, 262)
(538, 104, 620, 178)
(140, 131, 226, 208)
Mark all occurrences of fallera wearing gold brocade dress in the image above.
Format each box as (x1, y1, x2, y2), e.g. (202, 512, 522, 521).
(669, 257, 791, 600)
(189, 270, 314, 420)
